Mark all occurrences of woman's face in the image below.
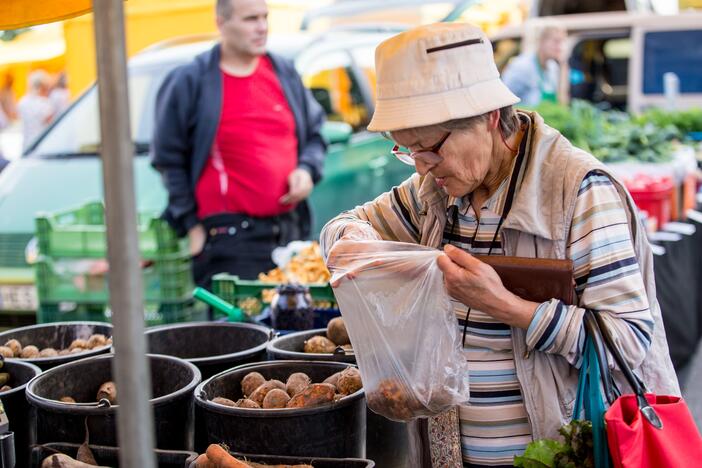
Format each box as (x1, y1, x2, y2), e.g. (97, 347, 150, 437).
(392, 123, 494, 198)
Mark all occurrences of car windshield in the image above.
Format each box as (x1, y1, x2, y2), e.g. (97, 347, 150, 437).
(29, 65, 176, 158)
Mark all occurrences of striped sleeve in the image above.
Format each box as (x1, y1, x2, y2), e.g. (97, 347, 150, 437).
(320, 174, 424, 258)
(526, 171, 653, 369)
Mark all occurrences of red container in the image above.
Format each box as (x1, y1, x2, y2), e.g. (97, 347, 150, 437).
(626, 175, 674, 231)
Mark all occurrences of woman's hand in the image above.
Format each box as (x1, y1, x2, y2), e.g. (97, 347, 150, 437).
(437, 244, 538, 329)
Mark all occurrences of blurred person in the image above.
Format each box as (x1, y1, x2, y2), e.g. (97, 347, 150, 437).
(501, 23, 566, 106)
(18, 70, 54, 151)
(151, 0, 326, 293)
(322, 23, 678, 466)
(49, 72, 70, 115)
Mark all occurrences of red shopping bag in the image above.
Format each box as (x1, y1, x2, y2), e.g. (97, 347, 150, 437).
(605, 393, 702, 468)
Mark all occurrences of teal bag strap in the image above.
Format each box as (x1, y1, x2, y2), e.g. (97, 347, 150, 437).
(575, 311, 617, 468)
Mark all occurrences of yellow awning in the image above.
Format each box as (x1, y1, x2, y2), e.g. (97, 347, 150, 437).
(0, 0, 92, 29)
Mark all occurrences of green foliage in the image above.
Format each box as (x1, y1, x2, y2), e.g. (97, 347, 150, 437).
(634, 108, 702, 138)
(530, 100, 678, 164)
(514, 420, 595, 468)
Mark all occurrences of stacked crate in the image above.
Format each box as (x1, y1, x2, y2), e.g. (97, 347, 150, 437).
(33, 201, 204, 324)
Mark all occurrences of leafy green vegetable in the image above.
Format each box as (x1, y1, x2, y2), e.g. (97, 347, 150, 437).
(514, 439, 568, 467)
(529, 100, 678, 164)
(514, 420, 595, 467)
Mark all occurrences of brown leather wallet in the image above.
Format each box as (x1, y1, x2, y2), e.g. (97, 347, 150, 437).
(475, 256, 575, 305)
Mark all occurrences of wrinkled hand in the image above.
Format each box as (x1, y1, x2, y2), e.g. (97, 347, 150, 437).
(436, 244, 537, 329)
(280, 168, 314, 205)
(188, 224, 206, 257)
(327, 226, 382, 287)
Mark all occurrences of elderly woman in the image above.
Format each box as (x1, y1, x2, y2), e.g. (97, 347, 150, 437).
(321, 23, 679, 467)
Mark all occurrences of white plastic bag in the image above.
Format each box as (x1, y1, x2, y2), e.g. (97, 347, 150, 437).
(327, 240, 470, 421)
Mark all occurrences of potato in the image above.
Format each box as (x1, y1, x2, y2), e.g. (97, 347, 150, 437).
(241, 371, 266, 397)
(0, 374, 9, 386)
(337, 367, 363, 396)
(211, 397, 237, 407)
(58, 349, 71, 356)
(249, 380, 285, 406)
(0, 347, 13, 358)
(263, 389, 291, 409)
(5, 339, 22, 357)
(285, 372, 311, 397)
(70, 348, 85, 354)
(87, 334, 108, 349)
(286, 383, 336, 409)
(303, 335, 336, 354)
(96, 381, 117, 404)
(39, 348, 59, 358)
(69, 339, 89, 351)
(326, 317, 350, 346)
(0, 385, 11, 392)
(235, 398, 261, 409)
(323, 371, 341, 389)
(60, 396, 76, 404)
(20, 345, 40, 359)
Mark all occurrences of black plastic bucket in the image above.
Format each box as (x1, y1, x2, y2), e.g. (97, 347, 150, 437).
(0, 321, 113, 370)
(30, 442, 198, 467)
(145, 322, 271, 379)
(267, 330, 412, 468)
(0, 359, 42, 467)
(267, 328, 355, 363)
(222, 452, 375, 467)
(195, 360, 365, 458)
(26, 353, 201, 451)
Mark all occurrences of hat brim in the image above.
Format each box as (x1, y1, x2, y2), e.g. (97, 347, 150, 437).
(367, 78, 520, 132)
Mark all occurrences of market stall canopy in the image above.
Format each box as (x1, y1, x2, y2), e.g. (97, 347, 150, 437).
(0, 0, 92, 29)
(0, 23, 64, 65)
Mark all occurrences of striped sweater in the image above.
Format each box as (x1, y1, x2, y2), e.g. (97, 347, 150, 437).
(321, 115, 654, 467)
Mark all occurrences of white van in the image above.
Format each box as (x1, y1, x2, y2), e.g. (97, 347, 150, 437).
(490, 11, 702, 112)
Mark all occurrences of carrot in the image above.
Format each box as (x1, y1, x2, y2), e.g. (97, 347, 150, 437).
(205, 444, 250, 468)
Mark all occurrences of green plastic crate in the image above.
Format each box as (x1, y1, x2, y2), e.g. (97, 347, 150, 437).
(212, 273, 336, 315)
(34, 253, 194, 304)
(35, 201, 187, 259)
(37, 300, 207, 326)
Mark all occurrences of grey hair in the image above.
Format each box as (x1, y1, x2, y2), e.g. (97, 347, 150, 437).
(438, 106, 519, 138)
(537, 23, 566, 44)
(216, 0, 234, 19)
(27, 70, 50, 91)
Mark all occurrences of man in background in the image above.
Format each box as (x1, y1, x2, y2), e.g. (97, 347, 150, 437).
(501, 23, 566, 106)
(152, 0, 326, 291)
(18, 70, 54, 151)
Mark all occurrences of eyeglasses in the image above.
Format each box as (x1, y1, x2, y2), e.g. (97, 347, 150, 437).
(391, 131, 451, 166)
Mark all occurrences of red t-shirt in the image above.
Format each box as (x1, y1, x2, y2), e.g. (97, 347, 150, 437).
(195, 56, 298, 219)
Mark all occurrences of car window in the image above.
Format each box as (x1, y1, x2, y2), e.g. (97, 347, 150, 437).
(492, 37, 522, 73)
(643, 29, 702, 94)
(301, 50, 371, 130)
(568, 35, 630, 110)
(30, 67, 172, 157)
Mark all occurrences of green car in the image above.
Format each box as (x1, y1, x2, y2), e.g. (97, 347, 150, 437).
(0, 29, 414, 317)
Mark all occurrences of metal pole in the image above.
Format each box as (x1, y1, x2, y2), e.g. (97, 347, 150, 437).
(92, 1, 157, 466)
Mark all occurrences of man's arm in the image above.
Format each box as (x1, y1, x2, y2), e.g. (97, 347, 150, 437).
(294, 71, 327, 184)
(151, 68, 199, 237)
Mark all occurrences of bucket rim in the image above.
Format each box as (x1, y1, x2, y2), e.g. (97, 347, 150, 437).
(194, 359, 364, 417)
(144, 321, 273, 364)
(25, 353, 201, 414)
(0, 321, 114, 367)
(267, 329, 355, 363)
(0, 359, 42, 399)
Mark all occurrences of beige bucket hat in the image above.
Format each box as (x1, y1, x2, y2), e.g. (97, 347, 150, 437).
(367, 23, 520, 132)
